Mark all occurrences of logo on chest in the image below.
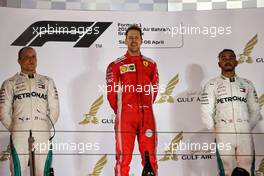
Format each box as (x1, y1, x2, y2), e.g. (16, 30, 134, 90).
(143, 61, 149, 67)
(239, 82, 246, 93)
(120, 64, 136, 74)
(37, 79, 46, 89)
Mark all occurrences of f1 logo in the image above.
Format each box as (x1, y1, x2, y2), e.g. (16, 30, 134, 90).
(11, 21, 112, 47)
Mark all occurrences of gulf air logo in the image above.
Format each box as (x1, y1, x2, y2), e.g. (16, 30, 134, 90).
(159, 132, 183, 161)
(88, 155, 107, 176)
(155, 74, 179, 104)
(79, 95, 104, 125)
(238, 34, 257, 64)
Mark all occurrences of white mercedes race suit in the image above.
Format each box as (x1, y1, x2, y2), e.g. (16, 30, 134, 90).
(200, 75, 262, 176)
(0, 72, 59, 176)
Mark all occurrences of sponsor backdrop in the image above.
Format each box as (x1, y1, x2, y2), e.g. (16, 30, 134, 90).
(0, 7, 264, 176)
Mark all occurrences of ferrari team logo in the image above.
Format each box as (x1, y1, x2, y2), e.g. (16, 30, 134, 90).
(143, 60, 149, 67)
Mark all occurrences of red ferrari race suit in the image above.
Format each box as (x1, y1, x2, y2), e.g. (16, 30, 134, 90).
(106, 52, 159, 176)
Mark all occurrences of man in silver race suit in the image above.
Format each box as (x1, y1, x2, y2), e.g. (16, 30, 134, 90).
(0, 47, 59, 176)
(200, 49, 262, 176)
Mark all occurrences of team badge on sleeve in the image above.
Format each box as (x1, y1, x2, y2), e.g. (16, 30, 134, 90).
(0, 88, 5, 104)
(143, 61, 149, 67)
(253, 90, 258, 102)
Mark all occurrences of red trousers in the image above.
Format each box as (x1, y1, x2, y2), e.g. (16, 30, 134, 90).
(114, 109, 158, 176)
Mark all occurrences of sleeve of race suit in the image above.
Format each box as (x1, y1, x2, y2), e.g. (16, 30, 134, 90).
(200, 81, 216, 130)
(106, 62, 119, 114)
(247, 80, 262, 129)
(152, 62, 159, 102)
(0, 80, 13, 131)
(47, 78, 60, 126)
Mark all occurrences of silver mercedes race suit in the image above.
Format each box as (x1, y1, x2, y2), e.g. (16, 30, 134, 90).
(0, 72, 59, 176)
(200, 75, 262, 176)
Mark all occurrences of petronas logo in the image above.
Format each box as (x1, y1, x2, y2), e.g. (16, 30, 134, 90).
(155, 74, 179, 104)
(88, 154, 107, 176)
(159, 132, 183, 161)
(238, 34, 258, 64)
(79, 95, 104, 124)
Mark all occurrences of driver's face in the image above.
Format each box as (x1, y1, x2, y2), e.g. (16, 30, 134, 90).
(125, 29, 142, 54)
(218, 51, 237, 72)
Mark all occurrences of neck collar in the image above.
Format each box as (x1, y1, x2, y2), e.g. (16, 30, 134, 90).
(19, 72, 36, 79)
(125, 51, 142, 58)
(221, 74, 237, 82)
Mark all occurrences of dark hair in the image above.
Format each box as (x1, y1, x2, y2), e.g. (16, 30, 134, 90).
(125, 24, 142, 38)
(18, 47, 34, 59)
(218, 49, 236, 59)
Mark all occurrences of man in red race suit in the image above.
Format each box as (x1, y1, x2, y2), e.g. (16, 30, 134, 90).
(106, 25, 159, 176)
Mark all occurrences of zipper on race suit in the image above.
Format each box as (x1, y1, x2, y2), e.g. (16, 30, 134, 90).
(139, 61, 145, 127)
(136, 58, 145, 128)
(230, 78, 238, 153)
(29, 75, 33, 133)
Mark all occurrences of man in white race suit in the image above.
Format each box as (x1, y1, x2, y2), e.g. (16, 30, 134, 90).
(200, 49, 262, 176)
(0, 47, 59, 176)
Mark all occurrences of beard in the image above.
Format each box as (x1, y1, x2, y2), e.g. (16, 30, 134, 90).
(221, 65, 235, 72)
(223, 68, 235, 72)
(220, 62, 236, 71)
(129, 46, 140, 54)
